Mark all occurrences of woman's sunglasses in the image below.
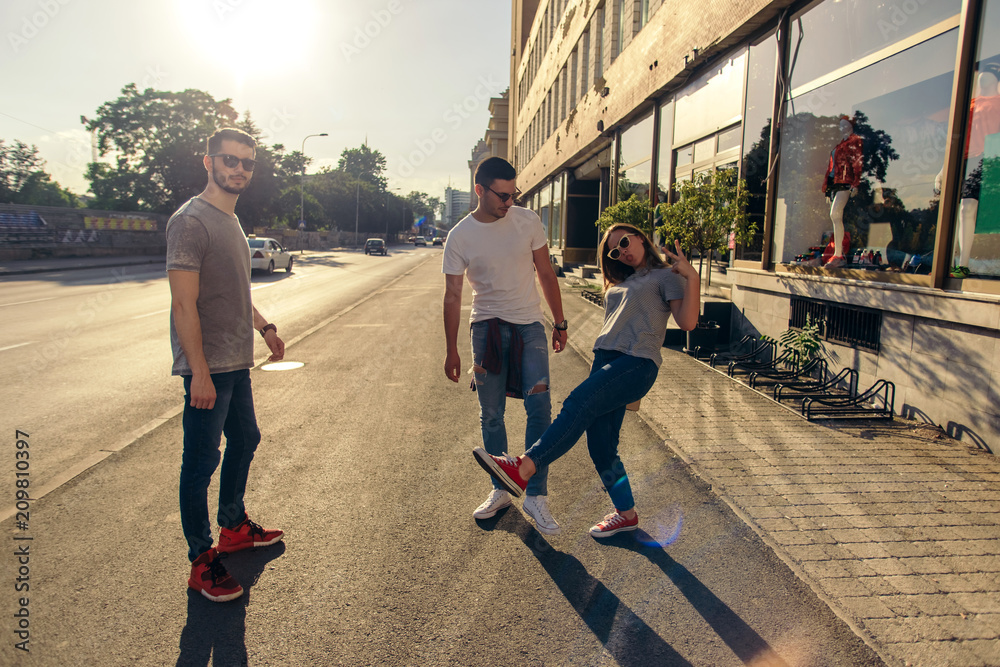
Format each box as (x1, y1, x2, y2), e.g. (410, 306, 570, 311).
(209, 153, 257, 171)
(607, 233, 637, 260)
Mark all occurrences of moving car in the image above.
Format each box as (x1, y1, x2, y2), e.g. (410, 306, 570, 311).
(432, 237, 443, 246)
(414, 236, 427, 246)
(248, 236, 293, 274)
(364, 238, 387, 255)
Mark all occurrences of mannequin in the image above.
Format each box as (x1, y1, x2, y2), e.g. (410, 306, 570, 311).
(822, 115, 863, 268)
(951, 70, 1000, 277)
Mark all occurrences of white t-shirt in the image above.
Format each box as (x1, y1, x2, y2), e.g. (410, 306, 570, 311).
(442, 206, 547, 324)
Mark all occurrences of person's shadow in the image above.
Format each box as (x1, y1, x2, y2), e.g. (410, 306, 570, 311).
(490, 513, 694, 667)
(601, 530, 790, 667)
(176, 543, 286, 667)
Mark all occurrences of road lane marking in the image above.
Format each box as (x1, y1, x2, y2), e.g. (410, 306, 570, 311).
(0, 297, 57, 308)
(0, 253, 442, 517)
(131, 308, 170, 320)
(343, 324, 388, 327)
(0, 341, 35, 352)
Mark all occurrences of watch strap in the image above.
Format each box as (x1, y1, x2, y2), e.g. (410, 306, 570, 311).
(259, 323, 277, 338)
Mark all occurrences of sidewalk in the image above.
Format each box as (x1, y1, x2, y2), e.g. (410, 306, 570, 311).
(0, 253, 165, 276)
(558, 279, 1000, 667)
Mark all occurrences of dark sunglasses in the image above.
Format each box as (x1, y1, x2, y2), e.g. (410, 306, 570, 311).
(486, 185, 521, 204)
(209, 153, 256, 171)
(607, 233, 637, 260)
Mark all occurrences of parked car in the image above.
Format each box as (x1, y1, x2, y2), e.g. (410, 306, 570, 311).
(364, 238, 387, 255)
(248, 236, 293, 274)
(432, 237, 443, 246)
(414, 236, 427, 246)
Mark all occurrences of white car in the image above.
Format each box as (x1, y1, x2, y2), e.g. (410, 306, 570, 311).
(248, 236, 293, 274)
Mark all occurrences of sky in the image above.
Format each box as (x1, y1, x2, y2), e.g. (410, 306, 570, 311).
(1, 0, 511, 202)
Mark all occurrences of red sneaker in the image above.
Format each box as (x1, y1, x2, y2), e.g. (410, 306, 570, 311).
(589, 510, 639, 538)
(188, 548, 243, 602)
(473, 448, 528, 497)
(217, 517, 284, 554)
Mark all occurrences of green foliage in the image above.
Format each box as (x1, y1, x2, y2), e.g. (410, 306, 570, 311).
(83, 84, 239, 212)
(0, 140, 79, 206)
(656, 168, 754, 259)
(337, 144, 387, 192)
(777, 315, 823, 369)
(595, 194, 654, 237)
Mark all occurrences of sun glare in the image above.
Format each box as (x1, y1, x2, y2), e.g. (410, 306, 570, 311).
(176, 0, 317, 80)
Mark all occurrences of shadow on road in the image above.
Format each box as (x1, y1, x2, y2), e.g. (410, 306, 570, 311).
(176, 542, 286, 667)
(493, 514, 694, 667)
(603, 531, 789, 667)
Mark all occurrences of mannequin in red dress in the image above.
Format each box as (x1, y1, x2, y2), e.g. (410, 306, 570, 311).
(822, 116, 863, 268)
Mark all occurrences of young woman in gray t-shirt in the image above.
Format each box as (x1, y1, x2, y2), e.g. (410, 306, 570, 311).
(475, 223, 701, 537)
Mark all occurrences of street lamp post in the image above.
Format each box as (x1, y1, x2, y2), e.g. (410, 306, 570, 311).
(299, 133, 328, 232)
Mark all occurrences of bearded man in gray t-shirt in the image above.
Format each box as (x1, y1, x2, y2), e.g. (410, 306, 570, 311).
(166, 128, 285, 603)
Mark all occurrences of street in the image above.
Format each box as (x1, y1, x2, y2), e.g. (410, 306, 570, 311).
(1, 247, 883, 666)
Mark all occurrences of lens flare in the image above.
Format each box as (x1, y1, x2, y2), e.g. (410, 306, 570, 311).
(636, 502, 684, 547)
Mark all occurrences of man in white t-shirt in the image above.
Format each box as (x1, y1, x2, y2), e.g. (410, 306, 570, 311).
(443, 157, 568, 535)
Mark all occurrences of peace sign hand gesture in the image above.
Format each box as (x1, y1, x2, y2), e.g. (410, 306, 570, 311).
(662, 239, 699, 281)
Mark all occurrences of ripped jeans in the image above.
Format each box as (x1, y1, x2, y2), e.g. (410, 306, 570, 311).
(470, 320, 550, 496)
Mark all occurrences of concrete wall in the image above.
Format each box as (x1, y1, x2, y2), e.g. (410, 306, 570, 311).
(729, 268, 1000, 452)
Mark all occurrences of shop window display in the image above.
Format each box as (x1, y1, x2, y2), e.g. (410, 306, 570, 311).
(773, 30, 958, 274)
(617, 112, 654, 201)
(948, 0, 1000, 279)
(740, 32, 777, 262)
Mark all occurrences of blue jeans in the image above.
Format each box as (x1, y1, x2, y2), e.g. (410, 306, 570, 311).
(179, 369, 261, 562)
(471, 320, 551, 496)
(525, 349, 659, 512)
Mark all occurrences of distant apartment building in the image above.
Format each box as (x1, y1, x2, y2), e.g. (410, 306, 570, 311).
(509, 0, 1000, 450)
(444, 187, 471, 227)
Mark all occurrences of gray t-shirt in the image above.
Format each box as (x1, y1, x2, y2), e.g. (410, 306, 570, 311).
(166, 197, 254, 376)
(592, 266, 685, 367)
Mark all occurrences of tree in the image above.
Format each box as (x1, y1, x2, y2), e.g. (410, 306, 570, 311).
(405, 191, 438, 224)
(595, 194, 654, 237)
(657, 168, 754, 291)
(337, 143, 387, 192)
(82, 84, 238, 212)
(0, 140, 78, 207)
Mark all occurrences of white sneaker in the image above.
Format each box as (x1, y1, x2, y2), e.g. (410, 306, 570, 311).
(523, 495, 561, 535)
(473, 489, 512, 519)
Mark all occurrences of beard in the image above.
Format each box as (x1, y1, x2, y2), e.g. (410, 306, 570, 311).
(211, 166, 250, 195)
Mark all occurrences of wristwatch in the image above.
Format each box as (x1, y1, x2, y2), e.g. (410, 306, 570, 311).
(553, 320, 568, 331)
(259, 323, 277, 338)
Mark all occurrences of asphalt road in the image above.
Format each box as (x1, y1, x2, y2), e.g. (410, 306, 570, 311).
(0, 246, 431, 513)
(1, 247, 884, 666)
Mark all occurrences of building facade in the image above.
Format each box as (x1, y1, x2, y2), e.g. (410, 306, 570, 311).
(510, 0, 1000, 450)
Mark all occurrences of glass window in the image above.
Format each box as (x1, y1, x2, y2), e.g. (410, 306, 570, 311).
(675, 48, 747, 145)
(551, 174, 564, 247)
(539, 183, 551, 237)
(618, 111, 654, 201)
(675, 144, 694, 167)
(595, 6, 604, 80)
(773, 30, 958, 275)
(694, 136, 715, 164)
(789, 0, 961, 93)
(718, 125, 742, 153)
(741, 31, 778, 261)
(655, 100, 675, 205)
(951, 0, 1000, 279)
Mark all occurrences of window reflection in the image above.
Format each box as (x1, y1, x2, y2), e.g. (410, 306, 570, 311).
(789, 0, 961, 93)
(774, 30, 957, 275)
(740, 32, 777, 261)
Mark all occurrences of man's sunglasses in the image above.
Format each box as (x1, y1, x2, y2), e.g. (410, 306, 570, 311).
(486, 185, 521, 204)
(607, 233, 637, 260)
(209, 153, 257, 171)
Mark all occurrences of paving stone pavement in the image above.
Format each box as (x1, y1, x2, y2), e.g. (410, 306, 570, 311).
(557, 278, 1000, 667)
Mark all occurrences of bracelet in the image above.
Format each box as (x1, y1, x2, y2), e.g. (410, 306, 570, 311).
(259, 323, 277, 338)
